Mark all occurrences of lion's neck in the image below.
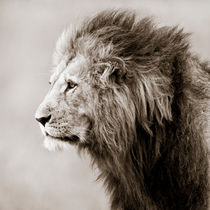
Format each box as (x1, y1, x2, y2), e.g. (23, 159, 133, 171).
(88, 133, 161, 210)
(88, 124, 175, 210)
(89, 119, 209, 210)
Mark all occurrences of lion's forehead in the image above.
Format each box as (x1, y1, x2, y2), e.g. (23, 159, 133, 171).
(50, 55, 88, 85)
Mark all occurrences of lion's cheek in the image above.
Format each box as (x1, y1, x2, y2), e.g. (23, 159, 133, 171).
(68, 114, 91, 143)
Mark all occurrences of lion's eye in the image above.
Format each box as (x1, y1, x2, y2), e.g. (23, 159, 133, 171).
(49, 81, 51, 85)
(66, 80, 77, 91)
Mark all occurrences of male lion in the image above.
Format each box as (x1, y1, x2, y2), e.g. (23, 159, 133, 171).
(35, 10, 210, 210)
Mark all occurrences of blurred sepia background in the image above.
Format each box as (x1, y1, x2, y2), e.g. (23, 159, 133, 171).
(0, 0, 210, 209)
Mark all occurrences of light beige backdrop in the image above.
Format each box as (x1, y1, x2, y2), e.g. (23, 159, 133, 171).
(0, 0, 209, 209)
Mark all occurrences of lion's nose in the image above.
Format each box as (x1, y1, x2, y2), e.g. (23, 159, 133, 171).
(36, 115, 51, 127)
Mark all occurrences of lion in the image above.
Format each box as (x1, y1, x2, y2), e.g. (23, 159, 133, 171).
(35, 10, 210, 210)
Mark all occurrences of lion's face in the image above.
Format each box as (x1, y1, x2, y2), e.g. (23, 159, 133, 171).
(35, 55, 92, 150)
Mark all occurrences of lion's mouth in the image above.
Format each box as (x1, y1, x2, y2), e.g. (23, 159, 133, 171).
(46, 132, 79, 143)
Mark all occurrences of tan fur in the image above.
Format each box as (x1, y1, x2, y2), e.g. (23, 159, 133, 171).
(36, 10, 210, 210)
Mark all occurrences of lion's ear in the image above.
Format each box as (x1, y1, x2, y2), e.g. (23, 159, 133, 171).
(100, 58, 127, 86)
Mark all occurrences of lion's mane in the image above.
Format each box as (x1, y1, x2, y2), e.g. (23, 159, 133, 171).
(61, 10, 210, 210)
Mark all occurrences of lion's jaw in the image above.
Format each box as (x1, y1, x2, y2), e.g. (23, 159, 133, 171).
(35, 56, 91, 151)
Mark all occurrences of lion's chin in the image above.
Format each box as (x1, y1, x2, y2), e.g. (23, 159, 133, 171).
(43, 136, 73, 151)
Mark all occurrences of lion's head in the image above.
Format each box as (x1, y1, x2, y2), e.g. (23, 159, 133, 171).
(35, 9, 209, 209)
(35, 10, 180, 152)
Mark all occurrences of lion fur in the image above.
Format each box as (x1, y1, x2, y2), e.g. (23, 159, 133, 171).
(57, 10, 210, 210)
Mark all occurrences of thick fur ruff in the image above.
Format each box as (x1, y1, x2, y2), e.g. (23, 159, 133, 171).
(61, 10, 210, 210)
